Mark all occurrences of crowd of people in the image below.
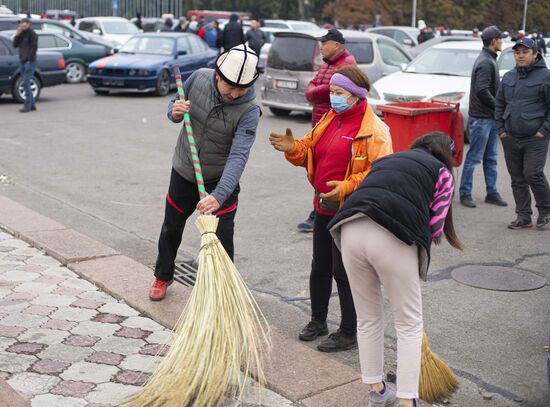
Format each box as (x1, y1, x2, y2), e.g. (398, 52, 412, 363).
(133, 12, 267, 55)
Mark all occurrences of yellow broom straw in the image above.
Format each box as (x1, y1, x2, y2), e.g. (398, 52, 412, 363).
(420, 330, 459, 403)
(124, 67, 271, 407)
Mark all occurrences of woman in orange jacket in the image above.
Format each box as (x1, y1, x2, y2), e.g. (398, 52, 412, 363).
(269, 66, 393, 352)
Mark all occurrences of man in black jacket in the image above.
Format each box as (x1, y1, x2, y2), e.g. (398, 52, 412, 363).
(459, 26, 508, 208)
(495, 37, 550, 230)
(245, 20, 266, 56)
(12, 18, 37, 113)
(221, 13, 245, 52)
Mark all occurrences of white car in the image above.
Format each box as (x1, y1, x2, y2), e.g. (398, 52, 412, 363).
(76, 17, 138, 50)
(262, 19, 318, 30)
(368, 41, 514, 139)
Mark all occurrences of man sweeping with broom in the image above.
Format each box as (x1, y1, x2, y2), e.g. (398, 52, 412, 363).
(150, 44, 261, 301)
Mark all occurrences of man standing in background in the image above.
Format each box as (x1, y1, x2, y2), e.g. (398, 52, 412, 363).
(245, 20, 266, 57)
(12, 18, 37, 113)
(459, 26, 508, 209)
(496, 37, 550, 230)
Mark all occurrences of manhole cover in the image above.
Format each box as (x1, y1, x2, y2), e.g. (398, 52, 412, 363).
(174, 261, 197, 287)
(451, 265, 547, 291)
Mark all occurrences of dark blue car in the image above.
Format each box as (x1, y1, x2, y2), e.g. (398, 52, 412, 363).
(0, 34, 66, 103)
(87, 33, 218, 96)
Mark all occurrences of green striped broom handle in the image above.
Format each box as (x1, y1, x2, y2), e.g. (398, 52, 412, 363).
(172, 66, 207, 200)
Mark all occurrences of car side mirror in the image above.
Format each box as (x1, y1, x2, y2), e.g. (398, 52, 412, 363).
(403, 38, 414, 46)
(400, 63, 407, 71)
(92, 28, 101, 35)
(177, 50, 188, 56)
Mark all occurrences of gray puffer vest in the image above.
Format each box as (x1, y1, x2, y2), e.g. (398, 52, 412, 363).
(172, 69, 256, 183)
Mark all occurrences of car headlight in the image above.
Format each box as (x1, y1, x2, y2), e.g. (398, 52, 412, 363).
(137, 69, 151, 76)
(368, 87, 381, 100)
(88, 67, 96, 74)
(430, 92, 466, 102)
(129, 69, 136, 76)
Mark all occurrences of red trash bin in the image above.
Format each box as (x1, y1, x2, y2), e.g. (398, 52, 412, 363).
(377, 101, 464, 166)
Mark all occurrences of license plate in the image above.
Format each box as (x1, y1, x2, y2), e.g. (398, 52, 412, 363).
(275, 80, 298, 89)
(102, 78, 124, 86)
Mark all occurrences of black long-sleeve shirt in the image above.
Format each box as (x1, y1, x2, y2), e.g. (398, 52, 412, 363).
(13, 28, 38, 63)
(468, 47, 499, 118)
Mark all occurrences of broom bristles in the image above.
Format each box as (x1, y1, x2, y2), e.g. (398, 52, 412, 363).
(124, 214, 271, 407)
(419, 331, 459, 403)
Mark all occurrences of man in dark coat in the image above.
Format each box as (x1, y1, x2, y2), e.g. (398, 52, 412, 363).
(245, 20, 266, 56)
(221, 13, 245, 51)
(459, 26, 508, 209)
(495, 37, 550, 230)
(12, 17, 37, 113)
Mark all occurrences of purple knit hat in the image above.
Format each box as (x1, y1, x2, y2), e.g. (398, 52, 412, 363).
(330, 73, 368, 99)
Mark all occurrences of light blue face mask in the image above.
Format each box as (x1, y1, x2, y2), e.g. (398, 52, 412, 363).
(330, 94, 353, 113)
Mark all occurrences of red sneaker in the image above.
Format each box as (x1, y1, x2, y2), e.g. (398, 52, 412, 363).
(149, 278, 173, 301)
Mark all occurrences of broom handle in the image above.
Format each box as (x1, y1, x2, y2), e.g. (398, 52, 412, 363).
(173, 66, 207, 200)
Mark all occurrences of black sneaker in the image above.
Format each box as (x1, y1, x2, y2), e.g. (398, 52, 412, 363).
(317, 329, 357, 352)
(508, 217, 533, 230)
(536, 213, 550, 229)
(19, 107, 30, 113)
(485, 192, 507, 207)
(298, 320, 328, 341)
(460, 193, 476, 208)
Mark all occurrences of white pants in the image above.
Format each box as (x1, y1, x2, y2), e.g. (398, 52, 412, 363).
(340, 216, 422, 399)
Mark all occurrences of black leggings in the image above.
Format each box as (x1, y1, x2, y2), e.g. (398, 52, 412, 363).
(154, 168, 239, 281)
(310, 212, 357, 336)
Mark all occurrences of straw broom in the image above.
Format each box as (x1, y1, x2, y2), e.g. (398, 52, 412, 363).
(419, 331, 459, 403)
(125, 67, 271, 407)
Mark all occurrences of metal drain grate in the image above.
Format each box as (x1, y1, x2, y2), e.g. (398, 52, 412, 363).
(174, 261, 198, 287)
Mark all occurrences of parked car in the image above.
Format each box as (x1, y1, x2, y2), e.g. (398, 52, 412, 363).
(408, 36, 479, 57)
(0, 16, 114, 55)
(368, 41, 515, 141)
(254, 27, 291, 70)
(4, 30, 107, 83)
(367, 26, 420, 49)
(76, 17, 138, 50)
(87, 33, 218, 96)
(261, 30, 411, 116)
(262, 19, 318, 31)
(130, 17, 165, 32)
(0, 33, 66, 103)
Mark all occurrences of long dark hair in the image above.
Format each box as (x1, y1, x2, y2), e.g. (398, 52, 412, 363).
(411, 132, 463, 250)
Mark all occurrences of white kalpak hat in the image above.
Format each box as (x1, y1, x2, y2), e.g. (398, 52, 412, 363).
(215, 44, 259, 88)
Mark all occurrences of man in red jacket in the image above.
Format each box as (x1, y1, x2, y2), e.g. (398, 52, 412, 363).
(298, 28, 357, 232)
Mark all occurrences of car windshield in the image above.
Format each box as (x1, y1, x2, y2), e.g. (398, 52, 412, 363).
(498, 50, 515, 71)
(404, 48, 479, 76)
(288, 22, 318, 30)
(102, 21, 138, 35)
(119, 36, 174, 55)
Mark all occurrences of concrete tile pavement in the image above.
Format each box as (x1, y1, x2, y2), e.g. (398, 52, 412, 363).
(0, 231, 294, 406)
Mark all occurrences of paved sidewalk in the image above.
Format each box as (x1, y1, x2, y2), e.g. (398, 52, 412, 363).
(0, 230, 294, 407)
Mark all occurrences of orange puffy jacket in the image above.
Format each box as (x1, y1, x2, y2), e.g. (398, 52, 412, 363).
(285, 104, 394, 207)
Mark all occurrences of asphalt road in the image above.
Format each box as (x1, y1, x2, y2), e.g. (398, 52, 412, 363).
(1, 82, 549, 406)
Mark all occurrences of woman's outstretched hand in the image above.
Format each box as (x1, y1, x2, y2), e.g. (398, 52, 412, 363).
(269, 128, 295, 152)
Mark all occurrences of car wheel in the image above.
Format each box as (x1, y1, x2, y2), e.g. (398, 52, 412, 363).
(66, 61, 86, 83)
(269, 107, 291, 117)
(12, 75, 41, 104)
(154, 70, 170, 96)
(93, 89, 109, 95)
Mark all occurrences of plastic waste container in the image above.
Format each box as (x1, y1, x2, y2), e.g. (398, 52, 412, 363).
(377, 101, 464, 167)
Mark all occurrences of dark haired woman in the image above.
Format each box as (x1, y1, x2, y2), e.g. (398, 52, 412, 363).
(269, 66, 393, 352)
(329, 132, 463, 406)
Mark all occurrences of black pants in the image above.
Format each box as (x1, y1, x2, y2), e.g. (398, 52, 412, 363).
(310, 212, 357, 336)
(154, 168, 239, 281)
(501, 136, 550, 219)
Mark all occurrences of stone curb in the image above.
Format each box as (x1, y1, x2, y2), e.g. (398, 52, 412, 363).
(0, 194, 363, 405)
(0, 378, 30, 407)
